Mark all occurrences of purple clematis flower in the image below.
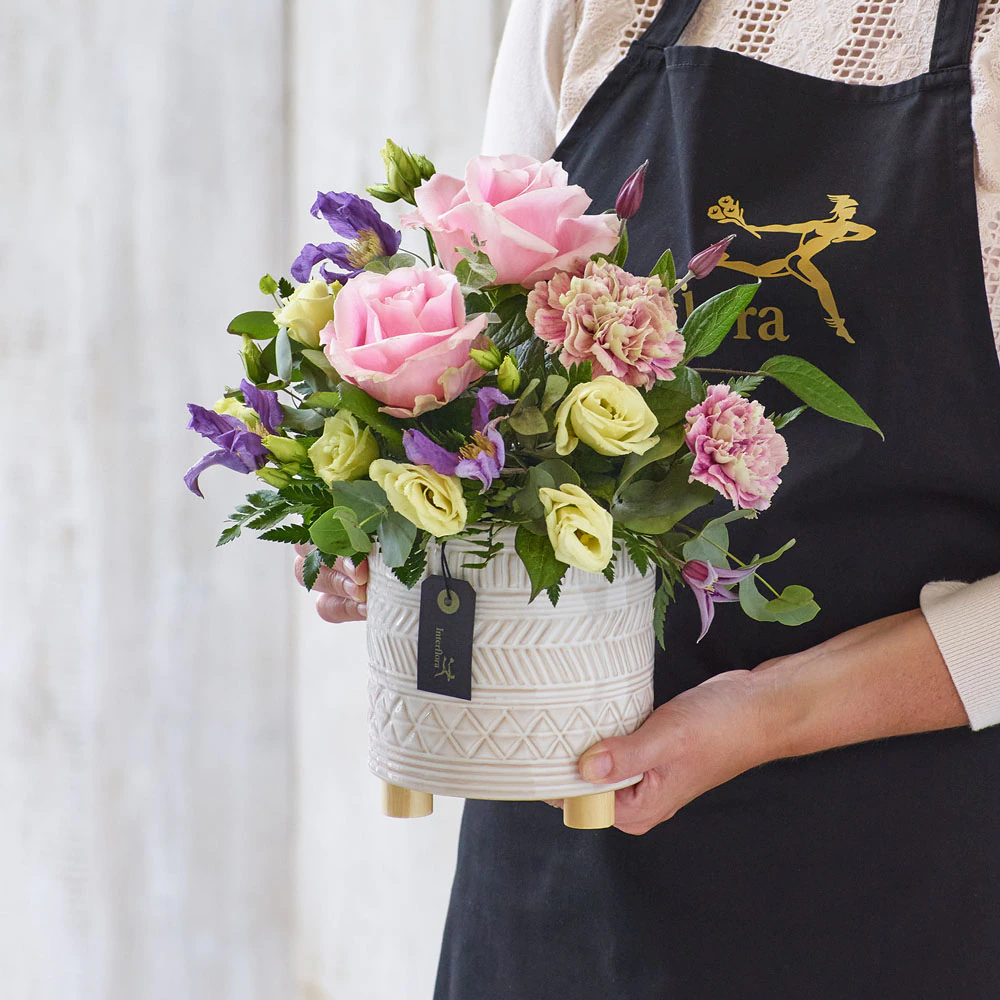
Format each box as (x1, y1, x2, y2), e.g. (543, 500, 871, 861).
(183, 380, 282, 497)
(402, 387, 513, 492)
(291, 190, 402, 284)
(682, 559, 758, 642)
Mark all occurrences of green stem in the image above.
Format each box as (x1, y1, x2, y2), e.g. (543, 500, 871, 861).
(692, 367, 761, 377)
(675, 521, 782, 598)
(425, 229, 438, 267)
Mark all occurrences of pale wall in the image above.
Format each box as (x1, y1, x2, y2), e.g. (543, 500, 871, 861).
(1, 1, 507, 998)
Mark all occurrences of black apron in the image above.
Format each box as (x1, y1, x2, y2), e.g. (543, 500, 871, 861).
(435, 2, 1000, 996)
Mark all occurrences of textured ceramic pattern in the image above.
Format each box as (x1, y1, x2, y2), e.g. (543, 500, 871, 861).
(366, 530, 656, 800)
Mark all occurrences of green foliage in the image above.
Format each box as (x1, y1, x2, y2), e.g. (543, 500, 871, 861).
(328, 479, 391, 524)
(490, 294, 546, 377)
(532, 458, 579, 487)
(617, 425, 686, 492)
(278, 277, 296, 299)
(653, 579, 672, 649)
(728, 374, 765, 396)
(275, 327, 293, 381)
(364, 252, 418, 274)
(300, 349, 338, 378)
(302, 549, 323, 590)
(681, 509, 757, 567)
(335, 382, 405, 451)
(508, 406, 548, 436)
(280, 403, 325, 433)
(739, 573, 819, 625)
(301, 391, 342, 410)
(217, 524, 242, 547)
(758, 356, 883, 438)
(259, 274, 279, 296)
(309, 506, 373, 557)
(540, 374, 569, 412)
(240, 335, 268, 383)
(454, 245, 498, 294)
(459, 526, 506, 570)
(377, 510, 418, 568)
(610, 223, 629, 268)
(619, 530, 653, 575)
(259, 523, 311, 544)
(644, 367, 705, 427)
(770, 406, 808, 430)
(514, 525, 568, 602)
(393, 535, 428, 588)
(610, 455, 716, 533)
(682, 282, 760, 361)
(650, 248, 676, 288)
(228, 311, 279, 340)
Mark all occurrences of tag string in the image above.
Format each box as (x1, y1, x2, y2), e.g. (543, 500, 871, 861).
(439, 540, 454, 600)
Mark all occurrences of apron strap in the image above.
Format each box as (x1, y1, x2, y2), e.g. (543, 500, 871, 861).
(929, 0, 980, 71)
(638, 0, 703, 49)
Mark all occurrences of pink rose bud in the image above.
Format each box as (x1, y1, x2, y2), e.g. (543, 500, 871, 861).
(687, 234, 737, 280)
(615, 160, 649, 220)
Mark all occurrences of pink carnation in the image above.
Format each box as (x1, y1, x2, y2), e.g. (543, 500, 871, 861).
(526, 259, 684, 388)
(684, 384, 789, 511)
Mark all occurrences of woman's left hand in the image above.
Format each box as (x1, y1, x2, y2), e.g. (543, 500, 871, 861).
(563, 609, 968, 835)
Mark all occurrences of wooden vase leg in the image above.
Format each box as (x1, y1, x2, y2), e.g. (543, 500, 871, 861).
(563, 790, 615, 830)
(381, 781, 433, 819)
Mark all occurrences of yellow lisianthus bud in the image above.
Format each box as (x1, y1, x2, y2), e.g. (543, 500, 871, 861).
(470, 341, 502, 371)
(214, 396, 264, 436)
(263, 434, 309, 465)
(256, 467, 292, 488)
(307, 412, 379, 485)
(496, 354, 521, 395)
(538, 483, 614, 573)
(369, 459, 467, 537)
(554, 376, 659, 457)
(273, 278, 339, 348)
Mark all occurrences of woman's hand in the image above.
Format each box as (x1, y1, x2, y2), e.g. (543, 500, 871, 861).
(293, 543, 368, 623)
(568, 609, 968, 836)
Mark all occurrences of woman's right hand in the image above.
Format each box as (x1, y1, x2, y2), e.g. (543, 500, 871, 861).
(293, 543, 368, 622)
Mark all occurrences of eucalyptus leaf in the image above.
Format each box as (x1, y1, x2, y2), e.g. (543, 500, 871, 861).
(377, 510, 416, 568)
(514, 525, 568, 602)
(228, 310, 279, 340)
(610, 457, 716, 533)
(643, 367, 706, 427)
(540, 374, 569, 413)
(509, 405, 549, 436)
(617, 425, 685, 491)
(302, 391, 342, 410)
(279, 404, 326, 432)
(513, 466, 556, 520)
(275, 327, 293, 381)
(532, 459, 579, 487)
(682, 282, 760, 361)
(328, 479, 391, 525)
(309, 509, 357, 557)
(300, 349, 338, 378)
(758, 356, 883, 438)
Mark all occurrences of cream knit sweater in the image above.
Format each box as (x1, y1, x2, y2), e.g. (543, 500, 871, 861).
(482, 0, 1000, 728)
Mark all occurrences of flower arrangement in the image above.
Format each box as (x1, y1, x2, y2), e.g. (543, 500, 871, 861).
(185, 142, 881, 642)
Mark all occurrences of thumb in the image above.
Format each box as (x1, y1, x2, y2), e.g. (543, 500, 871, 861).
(578, 712, 671, 784)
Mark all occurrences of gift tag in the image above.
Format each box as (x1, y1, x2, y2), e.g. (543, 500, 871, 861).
(417, 575, 476, 701)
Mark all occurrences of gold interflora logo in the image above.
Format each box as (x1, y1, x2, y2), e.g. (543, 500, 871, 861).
(707, 194, 876, 344)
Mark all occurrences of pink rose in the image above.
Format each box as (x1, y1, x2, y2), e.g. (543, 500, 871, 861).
(527, 259, 684, 388)
(684, 384, 789, 511)
(402, 155, 619, 287)
(320, 266, 487, 418)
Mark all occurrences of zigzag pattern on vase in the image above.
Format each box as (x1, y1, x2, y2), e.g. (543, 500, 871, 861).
(369, 627, 655, 687)
(368, 683, 653, 762)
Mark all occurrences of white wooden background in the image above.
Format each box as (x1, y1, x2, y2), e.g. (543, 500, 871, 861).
(1, 2, 508, 998)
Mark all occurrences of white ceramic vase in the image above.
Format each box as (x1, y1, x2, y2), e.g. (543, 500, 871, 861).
(366, 528, 656, 828)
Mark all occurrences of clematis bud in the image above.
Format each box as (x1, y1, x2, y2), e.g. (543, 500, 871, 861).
(686, 234, 737, 280)
(496, 354, 521, 396)
(470, 340, 502, 371)
(615, 160, 649, 221)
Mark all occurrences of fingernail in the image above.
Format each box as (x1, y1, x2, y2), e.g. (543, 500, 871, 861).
(358, 603, 368, 619)
(580, 751, 612, 782)
(345, 581, 361, 599)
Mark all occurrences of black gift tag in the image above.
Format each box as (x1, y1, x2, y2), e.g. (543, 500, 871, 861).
(417, 576, 476, 701)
